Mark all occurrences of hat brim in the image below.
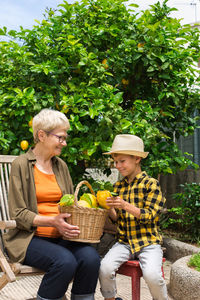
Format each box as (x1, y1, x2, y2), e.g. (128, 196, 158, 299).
(103, 150, 149, 158)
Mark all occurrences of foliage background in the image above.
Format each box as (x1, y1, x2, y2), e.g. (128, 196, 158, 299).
(160, 182, 200, 243)
(0, 0, 200, 182)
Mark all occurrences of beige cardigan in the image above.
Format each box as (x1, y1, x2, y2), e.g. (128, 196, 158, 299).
(3, 148, 74, 263)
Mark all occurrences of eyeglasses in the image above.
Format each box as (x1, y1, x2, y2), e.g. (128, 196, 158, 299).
(47, 132, 68, 144)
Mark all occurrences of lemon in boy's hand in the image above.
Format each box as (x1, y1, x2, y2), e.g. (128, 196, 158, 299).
(20, 140, 29, 150)
(96, 190, 112, 209)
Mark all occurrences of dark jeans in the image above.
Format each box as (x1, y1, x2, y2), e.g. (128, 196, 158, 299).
(24, 236, 100, 299)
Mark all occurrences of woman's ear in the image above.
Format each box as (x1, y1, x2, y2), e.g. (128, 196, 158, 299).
(37, 130, 46, 142)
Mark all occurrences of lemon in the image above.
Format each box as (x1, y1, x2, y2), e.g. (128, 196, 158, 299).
(89, 194, 97, 208)
(28, 117, 33, 127)
(96, 190, 112, 209)
(59, 194, 74, 207)
(62, 104, 69, 114)
(102, 59, 109, 69)
(78, 200, 92, 208)
(138, 42, 145, 48)
(20, 140, 29, 151)
(80, 193, 97, 208)
(122, 78, 129, 85)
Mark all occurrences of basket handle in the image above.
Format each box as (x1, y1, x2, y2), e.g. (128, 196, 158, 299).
(74, 180, 95, 206)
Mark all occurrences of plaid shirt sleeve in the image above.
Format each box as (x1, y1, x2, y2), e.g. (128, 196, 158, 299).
(139, 179, 166, 224)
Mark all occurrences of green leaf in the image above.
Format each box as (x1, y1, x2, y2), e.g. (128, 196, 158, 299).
(120, 119, 132, 130)
(0, 28, 6, 35)
(87, 147, 96, 156)
(147, 66, 155, 72)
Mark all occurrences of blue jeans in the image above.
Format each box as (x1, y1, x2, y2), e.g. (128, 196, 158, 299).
(24, 236, 100, 300)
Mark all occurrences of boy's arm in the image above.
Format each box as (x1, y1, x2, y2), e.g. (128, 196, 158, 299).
(139, 181, 165, 223)
(107, 196, 141, 219)
(109, 207, 118, 221)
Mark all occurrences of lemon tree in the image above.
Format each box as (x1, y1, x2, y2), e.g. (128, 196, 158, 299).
(0, 0, 199, 182)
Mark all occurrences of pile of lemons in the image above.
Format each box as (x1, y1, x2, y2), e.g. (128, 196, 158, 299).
(58, 190, 114, 210)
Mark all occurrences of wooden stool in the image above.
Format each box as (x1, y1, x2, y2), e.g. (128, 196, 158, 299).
(117, 258, 166, 300)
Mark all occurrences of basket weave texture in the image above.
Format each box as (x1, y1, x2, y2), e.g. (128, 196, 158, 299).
(59, 180, 108, 243)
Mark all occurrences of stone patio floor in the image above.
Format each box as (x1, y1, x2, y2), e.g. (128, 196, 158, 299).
(0, 260, 174, 300)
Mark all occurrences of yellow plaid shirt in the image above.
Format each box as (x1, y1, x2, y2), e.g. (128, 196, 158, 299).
(114, 171, 166, 254)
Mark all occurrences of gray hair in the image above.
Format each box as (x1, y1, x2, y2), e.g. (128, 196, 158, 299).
(32, 108, 70, 143)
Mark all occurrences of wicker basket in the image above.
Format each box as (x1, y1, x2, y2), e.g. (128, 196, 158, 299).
(59, 180, 108, 243)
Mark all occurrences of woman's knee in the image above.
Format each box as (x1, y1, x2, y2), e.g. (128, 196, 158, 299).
(79, 247, 100, 270)
(53, 252, 78, 278)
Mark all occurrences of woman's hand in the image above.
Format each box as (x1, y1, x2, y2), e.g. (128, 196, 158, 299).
(33, 213, 80, 238)
(53, 213, 80, 238)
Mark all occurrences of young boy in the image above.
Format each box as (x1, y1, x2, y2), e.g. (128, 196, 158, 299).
(99, 134, 168, 300)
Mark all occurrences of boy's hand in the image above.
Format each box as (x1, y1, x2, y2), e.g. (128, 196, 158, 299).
(106, 196, 126, 210)
(107, 196, 141, 219)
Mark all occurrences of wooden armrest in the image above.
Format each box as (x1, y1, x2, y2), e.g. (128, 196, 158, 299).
(0, 220, 16, 229)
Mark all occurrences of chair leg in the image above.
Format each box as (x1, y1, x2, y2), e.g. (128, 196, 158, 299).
(0, 273, 11, 290)
(161, 265, 165, 279)
(131, 272, 141, 300)
(0, 248, 16, 284)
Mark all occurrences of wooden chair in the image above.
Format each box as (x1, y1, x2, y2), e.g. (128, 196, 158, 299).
(117, 257, 166, 300)
(0, 155, 43, 291)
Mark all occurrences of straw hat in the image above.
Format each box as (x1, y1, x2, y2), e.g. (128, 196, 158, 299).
(103, 134, 149, 158)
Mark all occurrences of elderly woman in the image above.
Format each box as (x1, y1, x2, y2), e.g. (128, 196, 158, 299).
(4, 109, 100, 300)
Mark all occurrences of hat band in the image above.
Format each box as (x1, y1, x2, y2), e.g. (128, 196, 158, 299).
(103, 149, 149, 158)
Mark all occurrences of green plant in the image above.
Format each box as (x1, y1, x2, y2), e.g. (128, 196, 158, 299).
(162, 183, 200, 243)
(188, 252, 200, 272)
(0, 0, 200, 182)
